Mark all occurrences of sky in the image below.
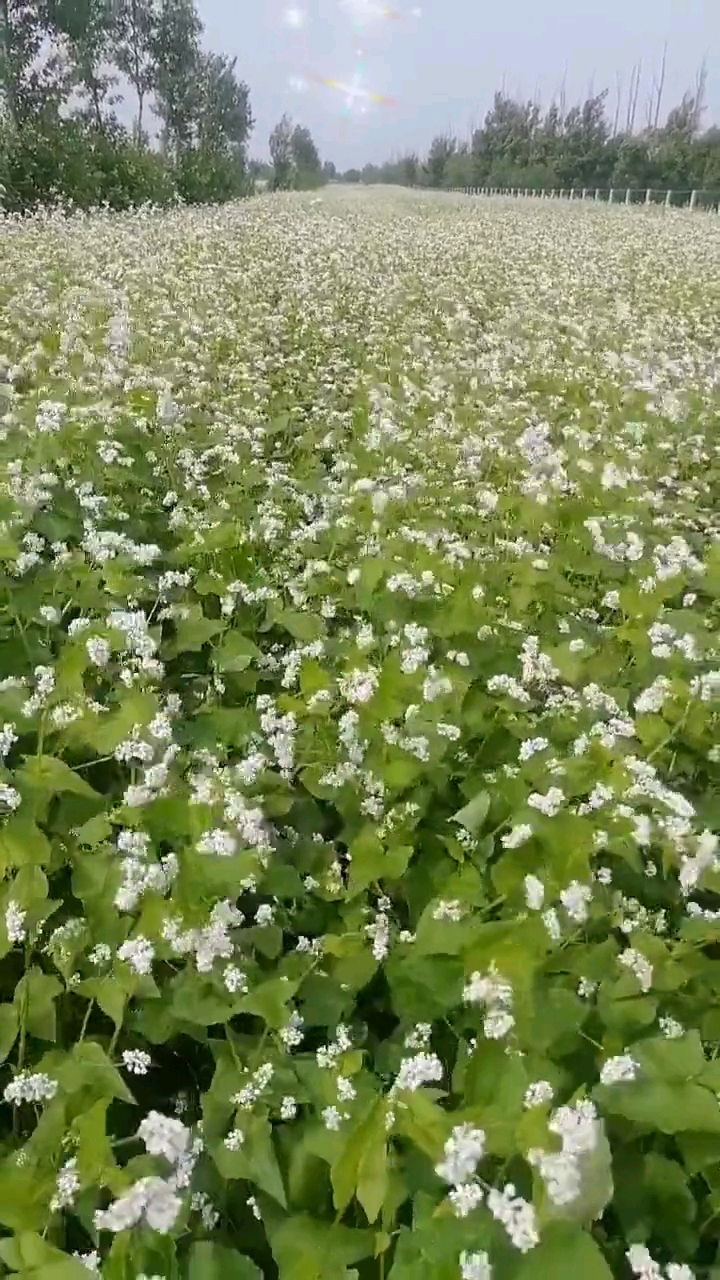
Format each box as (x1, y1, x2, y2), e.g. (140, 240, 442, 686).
(194, 0, 719, 170)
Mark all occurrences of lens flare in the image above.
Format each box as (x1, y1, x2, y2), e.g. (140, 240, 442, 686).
(340, 0, 402, 24)
(282, 5, 307, 27)
(308, 69, 396, 114)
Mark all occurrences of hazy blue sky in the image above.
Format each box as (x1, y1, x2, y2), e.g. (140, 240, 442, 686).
(196, 0, 719, 169)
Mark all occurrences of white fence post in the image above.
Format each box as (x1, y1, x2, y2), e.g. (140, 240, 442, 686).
(645, 188, 652, 205)
(689, 190, 697, 210)
(625, 188, 631, 205)
(665, 189, 672, 208)
(609, 189, 614, 203)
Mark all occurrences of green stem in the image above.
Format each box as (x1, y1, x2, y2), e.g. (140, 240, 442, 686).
(79, 998, 95, 1043)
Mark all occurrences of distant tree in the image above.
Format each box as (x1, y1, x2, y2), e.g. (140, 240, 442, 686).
(195, 51, 252, 159)
(112, 0, 158, 144)
(1, 0, 72, 124)
(342, 167, 361, 182)
(49, 0, 120, 132)
(425, 132, 456, 187)
(150, 0, 202, 157)
(399, 152, 418, 185)
(269, 112, 295, 189)
(322, 158, 336, 180)
(291, 122, 322, 187)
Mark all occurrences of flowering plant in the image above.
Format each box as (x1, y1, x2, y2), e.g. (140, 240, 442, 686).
(0, 189, 717, 1279)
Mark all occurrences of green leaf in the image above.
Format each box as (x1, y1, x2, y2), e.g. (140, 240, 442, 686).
(0, 1166, 54, 1231)
(595, 1079, 720, 1134)
(0, 1231, 90, 1276)
(240, 977, 300, 1028)
(269, 1215, 374, 1280)
(14, 967, 62, 1041)
(331, 1100, 387, 1220)
(245, 1116, 287, 1207)
(276, 610, 324, 642)
(165, 613, 223, 655)
(451, 790, 490, 834)
(188, 1242, 262, 1280)
(73, 1099, 114, 1182)
(0, 817, 52, 869)
(18, 755, 100, 799)
(515, 1222, 613, 1280)
(0, 1002, 18, 1061)
(216, 630, 262, 672)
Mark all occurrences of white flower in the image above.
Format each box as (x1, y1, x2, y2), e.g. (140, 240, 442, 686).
(339, 667, 378, 704)
(4, 900, 26, 943)
(86, 636, 111, 667)
(484, 1008, 516, 1039)
(197, 827, 237, 857)
(322, 1105, 344, 1130)
(543, 908, 561, 941)
(435, 1123, 486, 1185)
(487, 1182, 539, 1252)
(627, 1245, 664, 1280)
(94, 1176, 181, 1234)
(448, 1180, 485, 1217)
(549, 1099, 599, 1156)
(523, 874, 544, 908)
(560, 880, 592, 923)
(224, 1129, 245, 1150)
(527, 787, 564, 817)
(392, 1051, 443, 1093)
(527, 1147, 581, 1205)
(524, 1080, 554, 1108)
(117, 935, 155, 975)
(4, 1072, 58, 1105)
(600, 1054, 639, 1085)
(619, 947, 653, 992)
(460, 1251, 492, 1280)
(223, 965, 248, 993)
(74, 1252, 101, 1273)
(122, 1049, 152, 1076)
(137, 1111, 190, 1164)
(280, 1095, 298, 1120)
(50, 1158, 80, 1212)
(503, 824, 533, 850)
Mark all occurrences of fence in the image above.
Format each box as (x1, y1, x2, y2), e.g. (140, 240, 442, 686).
(445, 186, 720, 212)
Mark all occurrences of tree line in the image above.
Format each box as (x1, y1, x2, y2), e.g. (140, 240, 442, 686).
(338, 78, 720, 198)
(0, 0, 328, 212)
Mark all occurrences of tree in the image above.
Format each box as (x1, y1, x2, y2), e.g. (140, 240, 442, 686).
(322, 159, 336, 180)
(195, 51, 252, 160)
(48, 0, 121, 133)
(269, 112, 294, 189)
(291, 122, 322, 188)
(425, 132, 456, 187)
(0, 0, 65, 125)
(112, 0, 158, 144)
(150, 0, 202, 158)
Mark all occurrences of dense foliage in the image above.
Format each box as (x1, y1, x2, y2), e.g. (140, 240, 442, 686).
(0, 186, 718, 1280)
(345, 87, 720, 196)
(0, 0, 254, 210)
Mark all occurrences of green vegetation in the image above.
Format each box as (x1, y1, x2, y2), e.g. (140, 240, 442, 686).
(0, 185, 717, 1277)
(0, 0, 254, 210)
(344, 84, 720, 196)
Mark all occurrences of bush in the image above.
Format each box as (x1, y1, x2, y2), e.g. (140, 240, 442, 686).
(172, 148, 251, 205)
(0, 121, 257, 215)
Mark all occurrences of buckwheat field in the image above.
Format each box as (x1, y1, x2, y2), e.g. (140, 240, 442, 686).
(0, 186, 719, 1280)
